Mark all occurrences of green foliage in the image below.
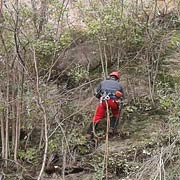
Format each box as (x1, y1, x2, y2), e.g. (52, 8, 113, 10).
(49, 0, 63, 13)
(68, 128, 86, 146)
(3, 11, 14, 26)
(48, 135, 61, 153)
(1, 1, 180, 178)
(19, 5, 32, 20)
(0, 31, 14, 53)
(34, 39, 56, 57)
(66, 128, 92, 155)
(86, 19, 101, 36)
(170, 32, 180, 48)
(91, 156, 105, 180)
(18, 147, 38, 163)
(126, 105, 138, 113)
(157, 81, 180, 124)
(69, 64, 89, 84)
(78, 0, 173, 70)
(59, 31, 73, 48)
(93, 163, 105, 180)
(158, 74, 180, 89)
(166, 161, 180, 180)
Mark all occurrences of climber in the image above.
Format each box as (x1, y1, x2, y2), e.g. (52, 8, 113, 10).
(86, 71, 125, 139)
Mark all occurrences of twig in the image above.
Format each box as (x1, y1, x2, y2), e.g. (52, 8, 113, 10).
(102, 100, 110, 180)
(0, 158, 26, 171)
(48, 96, 94, 138)
(32, 46, 48, 180)
(135, 136, 179, 180)
(54, 115, 75, 161)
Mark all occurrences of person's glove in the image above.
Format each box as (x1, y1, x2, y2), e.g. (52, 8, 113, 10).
(120, 97, 124, 108)
(94, 92, 101, 99)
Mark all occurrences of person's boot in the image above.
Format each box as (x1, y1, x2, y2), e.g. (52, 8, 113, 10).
(109, 127, 114, 135)
(86, 122, 98, 140)
(85, 133, 92, 139)
(109, 117, 119, 136)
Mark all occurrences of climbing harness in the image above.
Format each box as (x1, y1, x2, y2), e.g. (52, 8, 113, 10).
(99, 90, 122, 103)
(100, 92, 111, 103)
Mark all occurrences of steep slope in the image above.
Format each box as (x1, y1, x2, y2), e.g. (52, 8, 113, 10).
(70, 52, 179, 179)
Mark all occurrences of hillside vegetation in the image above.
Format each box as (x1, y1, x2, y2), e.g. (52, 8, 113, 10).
(0, 0, 180, 179)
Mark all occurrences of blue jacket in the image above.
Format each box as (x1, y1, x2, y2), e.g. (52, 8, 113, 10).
(95, 79, 124, 99)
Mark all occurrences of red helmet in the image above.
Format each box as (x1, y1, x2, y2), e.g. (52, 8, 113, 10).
(109, 71, 120, 79)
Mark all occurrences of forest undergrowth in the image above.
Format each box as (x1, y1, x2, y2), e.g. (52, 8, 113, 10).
(0, 0, 180, 179)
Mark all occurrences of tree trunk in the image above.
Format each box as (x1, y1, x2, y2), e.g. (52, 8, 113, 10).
(38, 0, 48, 35)
(0, 109, 5, 158)
(0, 0, 3, 24)
(11, 68, 16, 150)
(14, 90, 20, 161)
(5, 60, 10, 166)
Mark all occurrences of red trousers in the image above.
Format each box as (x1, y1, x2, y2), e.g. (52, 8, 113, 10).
(92, 99, 120, 123)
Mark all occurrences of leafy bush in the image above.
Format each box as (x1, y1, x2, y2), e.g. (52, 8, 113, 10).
(171, 32, 180, 49)
(157, 81, 180, 124)
(69, 64, 89, 84)
(18, 148, 38, 163)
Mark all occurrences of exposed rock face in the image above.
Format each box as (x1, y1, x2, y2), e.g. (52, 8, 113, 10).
(57, 41, 100, 71)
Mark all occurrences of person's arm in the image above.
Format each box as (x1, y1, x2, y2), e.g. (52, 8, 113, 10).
(94, 82, 102, 99)
(120, 87, 125, 100)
